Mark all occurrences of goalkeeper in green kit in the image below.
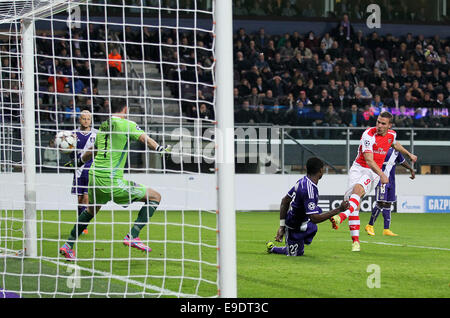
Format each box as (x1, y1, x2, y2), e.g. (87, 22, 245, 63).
(60, 98, 171, 261)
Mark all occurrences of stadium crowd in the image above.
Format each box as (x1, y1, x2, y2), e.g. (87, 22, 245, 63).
(1, 11, 449, 138)
(231, 16, 450, 136)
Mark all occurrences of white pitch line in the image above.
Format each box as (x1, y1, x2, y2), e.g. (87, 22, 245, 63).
(358, 240, 450, 251)
(43, 257, 199, 298)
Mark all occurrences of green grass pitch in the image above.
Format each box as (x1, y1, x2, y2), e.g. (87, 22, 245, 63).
(1, 210, 449, 298)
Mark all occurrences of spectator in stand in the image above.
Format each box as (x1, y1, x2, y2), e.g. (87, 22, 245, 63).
(403, 92, 417, 108)
(374, 53, 389, 74)
(198, 103, 213, 120)
(236, 51, 253, 75)
(294, 41, 313, 60)
(269, 102, 286, 125)
(354, 80, 373, 100)
(269, 53, 287, 76)
(405, 54, 420, 75)
(317, 89, 333, 108)
(237, 78, 252, 97)
(370, 94, 385, 111)
(304, 31, 319, 50)
(324, 104, 346, 139)
(436, 92, 450, 107)
(254, 104, 270, 124)
(64, 99, 80, 123)
(255, 53, 270, 71)
(270, 76, 286, 99)
(43, 139, 60, 170)
(388, 90, 403, 109)
(262, 89, 276, 106)
(235, 100, 256, 124)
(321, 54, 335, 76)
(362, 104, 377, 126)
(107, 47, 122, 77)
(48, 70, 69, 93)
(255, 76, 269, 95)
(297, 90, 312, 107)
(395, 105, 414, 128)
(263, 39, 277, 60)
(342, 104, 364, 127)
(279, 40, 295, 62)
(375, 80, 392, 100)
(307, 104, 328, 139)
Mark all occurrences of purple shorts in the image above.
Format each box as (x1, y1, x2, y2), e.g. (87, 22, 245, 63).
(285, 222, 318, 256)
(71, 171, 89, 196)
(375, 183, 396, 202)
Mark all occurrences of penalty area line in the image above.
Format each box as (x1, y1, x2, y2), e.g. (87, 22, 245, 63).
(43, 257, 197, 298)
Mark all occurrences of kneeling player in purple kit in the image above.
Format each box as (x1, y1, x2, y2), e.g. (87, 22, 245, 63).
(65, 110, 97, 235)
(267, 157, 349, 256)
(365, 147, 415, 236)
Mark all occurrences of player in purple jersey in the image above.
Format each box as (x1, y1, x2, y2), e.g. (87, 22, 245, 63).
(65, 110, 97, 234)
(267, 157, 349, 256)
(365, 147, 415, 236)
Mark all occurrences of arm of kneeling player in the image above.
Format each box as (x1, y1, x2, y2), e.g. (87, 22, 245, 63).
(309, 200, 349, 224)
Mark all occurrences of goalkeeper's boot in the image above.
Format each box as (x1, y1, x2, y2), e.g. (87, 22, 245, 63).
(123, 234, 152, 253)
(330, 215, 340, 230)
(383, 229, 398, 236)
(266, 241, 274, 254)
(59, 243, 76, 261)
(351, 241, 360, 252)
(365, 224, 375, 236)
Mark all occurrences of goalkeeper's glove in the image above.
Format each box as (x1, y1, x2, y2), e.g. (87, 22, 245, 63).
(64, 157, 84, 168)
(156, 144, 172, 157)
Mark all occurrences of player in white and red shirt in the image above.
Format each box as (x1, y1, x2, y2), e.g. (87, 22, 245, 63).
(330, 111, 417, 251)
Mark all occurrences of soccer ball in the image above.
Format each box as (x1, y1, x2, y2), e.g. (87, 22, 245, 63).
(55, 131, 77, 154)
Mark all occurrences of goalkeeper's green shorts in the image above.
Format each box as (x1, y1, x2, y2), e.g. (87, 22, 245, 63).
(88, 176, 146, 206)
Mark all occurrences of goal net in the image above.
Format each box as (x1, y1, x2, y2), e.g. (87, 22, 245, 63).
(0, 0, 235, 298)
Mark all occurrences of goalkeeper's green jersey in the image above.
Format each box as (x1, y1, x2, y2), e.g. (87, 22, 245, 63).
(90, 116, 144, 179)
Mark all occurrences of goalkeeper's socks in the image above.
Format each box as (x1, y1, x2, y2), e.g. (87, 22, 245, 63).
(339, 193, 361, 222)
(130, 200, 159, 239)
(67, 210, 94, 248)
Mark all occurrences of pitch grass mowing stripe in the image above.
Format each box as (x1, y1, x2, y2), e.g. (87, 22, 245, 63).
(234, 239, 450, 252)
(43, 257, 197, 298)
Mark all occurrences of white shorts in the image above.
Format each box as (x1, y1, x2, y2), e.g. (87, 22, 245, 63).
(344, 163, 380, 200)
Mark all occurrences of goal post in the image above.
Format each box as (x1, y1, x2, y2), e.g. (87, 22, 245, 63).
(22, 18, 37, 258)
(214, 0, 237, 298)
(0, 0, 236, 298)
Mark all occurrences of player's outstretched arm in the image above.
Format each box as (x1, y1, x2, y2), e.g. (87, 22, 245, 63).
(401, 161, 416, 179)
(138, 133, 171, 154)
(275, 195, 291, 242)
(392, 141, 417, 163)
(309, 200, 349, 224)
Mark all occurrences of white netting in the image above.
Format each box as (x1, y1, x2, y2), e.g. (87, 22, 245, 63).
(0, 0, 221, 298)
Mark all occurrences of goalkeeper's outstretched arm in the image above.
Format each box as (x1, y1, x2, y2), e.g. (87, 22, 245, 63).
(138, 133, 171, 154)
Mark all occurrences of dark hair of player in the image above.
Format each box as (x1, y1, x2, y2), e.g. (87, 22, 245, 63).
(110, 97, 127, 113)
(379, 110, 394, 123)
(306, 157, 324, 176)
